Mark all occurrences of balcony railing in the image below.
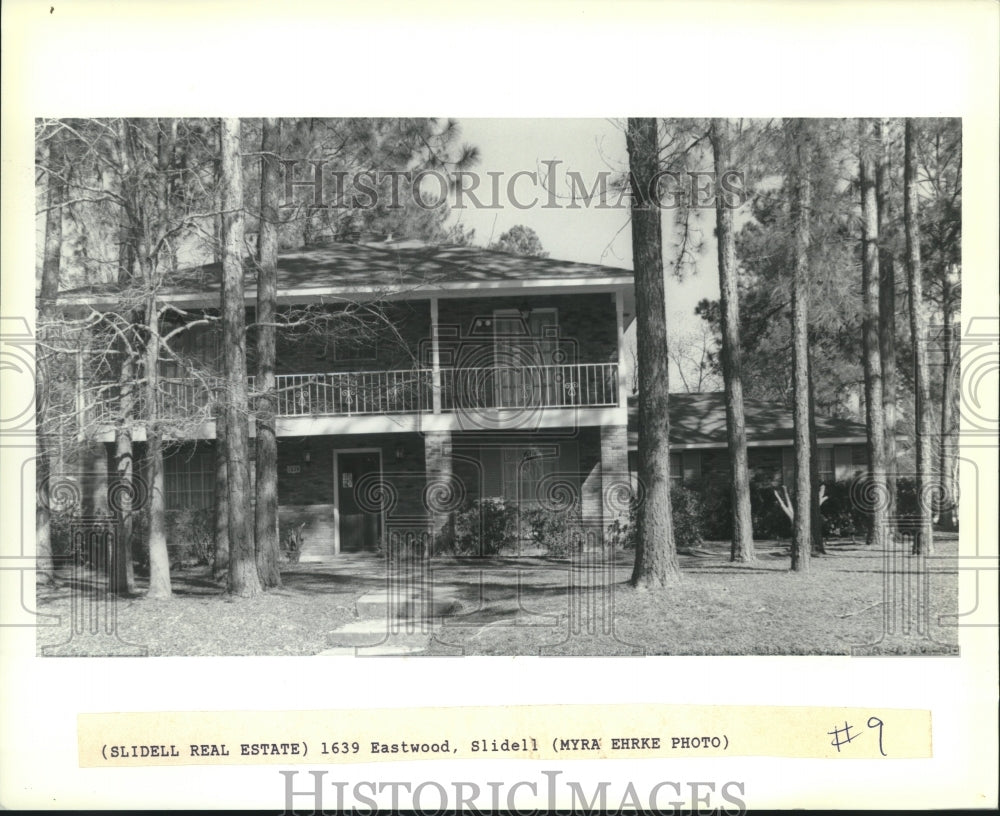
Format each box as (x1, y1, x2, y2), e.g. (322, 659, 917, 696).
(266, 369, 433, 417)
(88, 362, 620, 424)
(440, 362, 619, 411)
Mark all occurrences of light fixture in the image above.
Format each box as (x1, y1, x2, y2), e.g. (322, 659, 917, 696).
(394, 443, 407, 463)
(518, 303, 532, 322)
(304, 450, 311, 463)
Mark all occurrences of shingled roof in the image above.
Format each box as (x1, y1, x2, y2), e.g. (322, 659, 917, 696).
(59, 241, 633, 301)
(627, 393, 867, 449)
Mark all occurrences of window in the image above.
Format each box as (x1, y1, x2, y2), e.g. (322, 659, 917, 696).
(670, 452, 701, 484)
(781, 447, 795, 486)
(818, 448, 834, 482)
(670, 453, 682, 482)
(500, 445, 559, 506)
(164, 451, 215, 510)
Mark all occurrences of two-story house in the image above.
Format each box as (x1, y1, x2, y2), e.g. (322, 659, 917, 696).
(60, 239, 873, 560)
(65, 240, 635, 559)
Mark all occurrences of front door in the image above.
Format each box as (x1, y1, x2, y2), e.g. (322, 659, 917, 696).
(336, 450, 381, 552)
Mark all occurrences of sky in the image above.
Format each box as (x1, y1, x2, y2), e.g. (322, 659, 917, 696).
(445, 118, 725, 389)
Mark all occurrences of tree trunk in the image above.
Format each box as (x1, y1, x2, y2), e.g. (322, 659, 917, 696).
(112, 424, 137, 594)
(626, 118, 681, 588)
(787, 118, 812, 572)
(807, 345, 826, 555)
(156, 119, 179, 272)
(709, 119, 756, 563)
(254, 117, 282, 589)
(36, 134, 64, 586)
(110, 119, 141, 593)
(144, 294, 172, 599)
(904, 119, 935, 555)
(112, 118, 144, 595)
(220, 118, 262, 598)
(145, 429, 172, 599)
(859, 119, 889, 549)
(938, 288, 959, 531)
(876, 119, 897, 517)
(212, 408, 230, 580)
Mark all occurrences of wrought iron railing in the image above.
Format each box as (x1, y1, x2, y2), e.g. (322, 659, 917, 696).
(87, 362, 620, 423)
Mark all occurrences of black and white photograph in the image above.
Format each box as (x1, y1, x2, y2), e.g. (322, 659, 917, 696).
(2, 1, 997, 812)
(31, 115, 964, 658)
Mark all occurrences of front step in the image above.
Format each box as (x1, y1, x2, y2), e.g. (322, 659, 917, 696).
(354, 588, 462, 620)
(322, 619, 432, 655)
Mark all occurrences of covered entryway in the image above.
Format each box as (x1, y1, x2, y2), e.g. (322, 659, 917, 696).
(334, 449, 383, 553)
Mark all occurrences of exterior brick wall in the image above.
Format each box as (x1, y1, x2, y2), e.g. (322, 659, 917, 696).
(600, 424, 630, 532)
(273, 302, 431, 375)
(279, 504, 336, 560)
(278, 432, 428, 517)
(436, 293, 618, 366)
(248, 293, 620, 379)
(423, 430, 453, 553)
(576, 427, 603, 524)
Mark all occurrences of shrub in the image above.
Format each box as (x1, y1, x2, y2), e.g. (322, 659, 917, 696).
(164, 508, 215, 566)
(819, 480, 866, 538)
(452, 498, 519, 556)
(605, 485, 705, 551)
(49, 511, 77, 560)
(695, 476, 795, 541)
(280, 521, 306, 563)
(750, 477, 793, 540)
(521, 507, 590, 557)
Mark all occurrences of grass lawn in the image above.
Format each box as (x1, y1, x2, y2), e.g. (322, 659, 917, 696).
(35, 535, 959, 657)
(427, 536, 960, 656)
(34, 562, 372, 656)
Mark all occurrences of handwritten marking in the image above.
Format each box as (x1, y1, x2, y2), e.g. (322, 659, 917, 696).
(867, 716, 887, 756)
(828, 721, 857, 752)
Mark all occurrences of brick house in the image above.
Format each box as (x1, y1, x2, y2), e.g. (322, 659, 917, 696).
(63, 240, 872, 558)
(65, 241, 635, 560)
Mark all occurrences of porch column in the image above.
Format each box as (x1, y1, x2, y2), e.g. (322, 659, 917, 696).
(615, 287, 628, 409)
(430, 297, 442, 414)
(600, 423, 630, 545)
(423, 430, 453, 556)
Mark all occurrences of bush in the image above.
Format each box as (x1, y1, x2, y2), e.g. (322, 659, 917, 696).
(695, 476, 796, 541)
(819, 480, 867, 538)
(521, 507, 591, 557)
(750, 477, 793, 541)
(280, 521, 306, 563)
(164, 508, 215, 566)
(670, 484, 705, 548)
(605, 485, 705, 551)
(452, 498, 519, 556)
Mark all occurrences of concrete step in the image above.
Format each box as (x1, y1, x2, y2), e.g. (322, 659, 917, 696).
(317, 637, 429, 656)
(354, 589, 463, 620)
(326, 618, 434, 647)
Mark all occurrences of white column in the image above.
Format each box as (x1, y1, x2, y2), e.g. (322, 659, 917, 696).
(430, 297, 442, 414)
(615, 288, 627, 409)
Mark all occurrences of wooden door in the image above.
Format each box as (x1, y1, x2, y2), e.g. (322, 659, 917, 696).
(337, 451, 381, 552)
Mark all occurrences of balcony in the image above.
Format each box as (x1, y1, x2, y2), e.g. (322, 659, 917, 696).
(89, 362, 620, 425)
(267, 362, 619, 416)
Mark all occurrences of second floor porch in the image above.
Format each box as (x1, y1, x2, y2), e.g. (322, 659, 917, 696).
(80, 287, 633, 437)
